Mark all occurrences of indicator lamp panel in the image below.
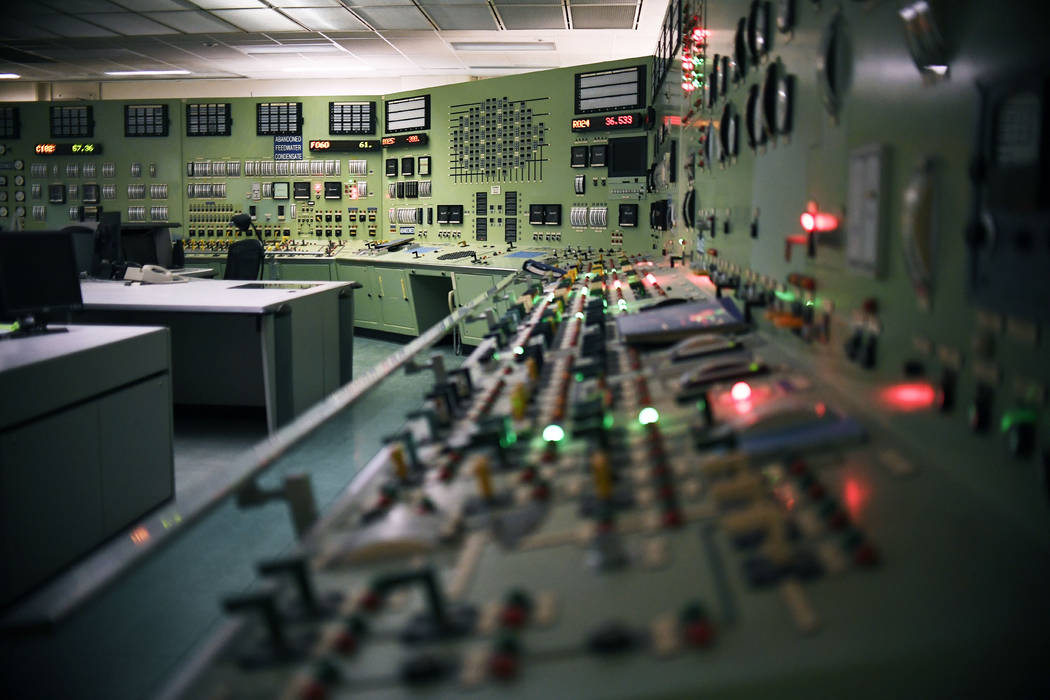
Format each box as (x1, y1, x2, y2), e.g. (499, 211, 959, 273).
(570, 146, 589, 168)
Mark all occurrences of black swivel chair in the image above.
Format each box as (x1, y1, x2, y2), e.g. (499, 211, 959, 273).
(224, 213, 265, 280)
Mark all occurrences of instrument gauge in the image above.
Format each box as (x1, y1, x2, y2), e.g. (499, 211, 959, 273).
(748, 1, 772, 61)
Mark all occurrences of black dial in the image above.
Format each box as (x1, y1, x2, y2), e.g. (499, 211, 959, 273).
(748, 1, 771, 61)
(734, 18, 749, 77)
(745, 85, 767, 149)
(762, 60, 795, 137)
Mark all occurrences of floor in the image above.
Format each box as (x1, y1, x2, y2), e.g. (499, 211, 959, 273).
(0, 331, 464, 700)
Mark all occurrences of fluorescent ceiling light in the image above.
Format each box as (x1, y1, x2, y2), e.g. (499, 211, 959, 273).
(104, 70, 191, 76)
(240, 44, 340, 54)
(451, 42, 555, 52)
(0, 73, 20, 79)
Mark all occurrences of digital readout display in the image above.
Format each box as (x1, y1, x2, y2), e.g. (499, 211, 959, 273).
(570, 112, 643, 132)
(309, 139, 381, 152)
(34, 143, 103, 155)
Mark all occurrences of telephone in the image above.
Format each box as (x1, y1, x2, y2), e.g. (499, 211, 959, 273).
(124, 264, 187, 284)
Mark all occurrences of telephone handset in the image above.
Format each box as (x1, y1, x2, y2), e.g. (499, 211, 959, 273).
(124, 264, 187, 284)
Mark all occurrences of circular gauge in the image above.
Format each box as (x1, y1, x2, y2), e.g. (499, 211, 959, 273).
(748, 1, 771, 62)
(14, 175, 24, 186)
(719, 55, 730, 96)
(0, 206, 7, 218)
(777, 0, 795, 33)
(0, 192, 7, 202)
(734, 18, 749, 77)
(817, 10, 851, 117)
(14, 159, 24, 170)
(720, 102, 740, 158)
(15, 206, 25, 217)
(746, 85, 767, 149)
(14, 190, 25, 201)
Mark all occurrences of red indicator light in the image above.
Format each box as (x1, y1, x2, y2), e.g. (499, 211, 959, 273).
(730, 381, 752, 402)
(843, 477, 870, 520)
(879, 382, 937, 411)
(800, 202, 839, 232)
(645, 273, 657, 285)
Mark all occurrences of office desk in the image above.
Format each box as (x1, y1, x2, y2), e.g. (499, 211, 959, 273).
(76, 279, 357, 432)
(0, 325, 173, 608)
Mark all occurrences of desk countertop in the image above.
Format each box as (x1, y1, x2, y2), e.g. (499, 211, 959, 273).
(80, 279, 354, 314)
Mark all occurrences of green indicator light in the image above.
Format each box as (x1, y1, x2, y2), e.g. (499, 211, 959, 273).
(514, 345, 525, 355)
(500, 430, 518, 448)
(603, 413, 615, 429)
(542, 424, 565, 442)
(696, 399, 707, 412)
(1000, 409, 1038, 433)
(638, 407, 660, 425)
(575, 372, 585, 382)
(805, 299, 815, 307)
(774, 290, 796, 303)
(492, 352, 500, 361)
(749, 362, 759, 372)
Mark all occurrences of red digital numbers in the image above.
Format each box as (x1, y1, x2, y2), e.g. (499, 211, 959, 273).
(35, 143, 57, 154)
(309, 140, 331, 150)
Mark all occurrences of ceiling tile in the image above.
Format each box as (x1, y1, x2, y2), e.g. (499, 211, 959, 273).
(41, 0, 124, 12)
(0, 20, 60, 40)
(359, 54, 414, 70)
(497, 5, 565, 29)
(334, 38, 400, 56)
(39, 15, 119, 37)
(382, 32, 460, 68)
(570, 4, 636, 29)
(419, 0, 492, 6)
(146, 11, 239, 33)
(425, 6, 498, 30)
(211, 9, 303, 31)
(270, 0, 341, 6)
(111, 0, 192, 10)
(280, 8, 368, 31)
(353, 6, 432, 30)
(492, 0, 562, 5)
(80, 12, 178, 35)
(188, 0, 265, 9)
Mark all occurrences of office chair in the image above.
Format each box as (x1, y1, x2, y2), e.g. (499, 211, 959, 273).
(223, 237, 265, 280)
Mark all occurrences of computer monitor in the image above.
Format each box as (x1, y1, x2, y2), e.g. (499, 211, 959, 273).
(121, 223, 173, 268)
(0, 230, 84, 338)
